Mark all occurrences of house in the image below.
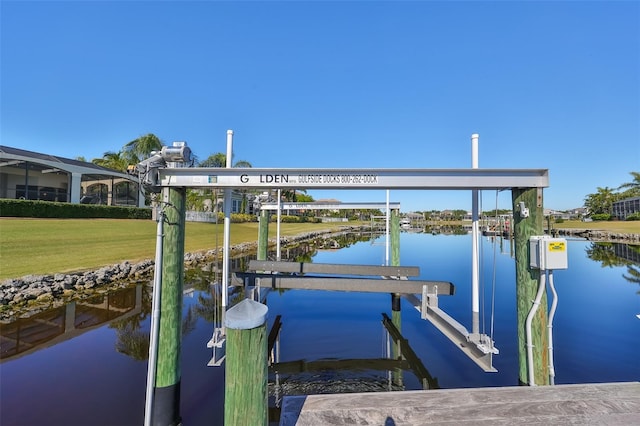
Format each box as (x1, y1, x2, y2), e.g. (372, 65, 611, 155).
(0, 145, 144, 207)
(612, 196, 640, 220)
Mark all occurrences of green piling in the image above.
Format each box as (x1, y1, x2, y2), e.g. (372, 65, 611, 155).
(152, 187, 186, 426)
(512, 187, 549, 385)
(257, 210, 269, 261)
(390, 209, 403, 386)
(391, 209, 400, 267)
(224, 299, 269, 426)
(391, 293, 403, 387)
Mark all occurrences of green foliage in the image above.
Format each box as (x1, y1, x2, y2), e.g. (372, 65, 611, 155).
(92, 133, 163, 171)
(230, 213, 257, 223)
(0, 199, 151, 219)
(482, 208, 512, 216)
(554, 217, 565, 223)
(294, 192, 314, 202)
(584, 171, 639, 217)
(269, 214, 320, 223)
(617, 171, 640, 197)
(584, 186, 618, 216)
(625, 212, 640, 221)
(590, 213, 612, 221)
(451, 209, 468, 220)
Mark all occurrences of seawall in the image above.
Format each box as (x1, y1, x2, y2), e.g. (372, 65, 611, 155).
(0, 225, 367, 322)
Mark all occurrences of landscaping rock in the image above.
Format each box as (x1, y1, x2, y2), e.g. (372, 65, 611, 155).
(0, 225, 368, 322)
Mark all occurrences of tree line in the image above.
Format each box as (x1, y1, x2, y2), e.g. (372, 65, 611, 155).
(584, 172, 639, 220)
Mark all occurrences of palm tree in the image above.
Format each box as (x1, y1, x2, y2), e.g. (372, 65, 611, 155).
(123, 133, 163, 164)
(199, 152, 228, 168)
(92, 151, 129, 172)
(198, 153, 251, 169)
(584, 186, 617, 216)
(281, 188, 308, 202)
(618, 171, 640, 198)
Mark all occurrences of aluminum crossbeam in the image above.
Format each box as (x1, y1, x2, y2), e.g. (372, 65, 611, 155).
(260, 201, 401, 211)
(157, 167, 548, 190)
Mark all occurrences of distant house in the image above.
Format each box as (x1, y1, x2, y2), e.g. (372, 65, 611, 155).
(544, 208, 571, 221)
(612, 196, 640, 220)
(0, 145, 144, 207)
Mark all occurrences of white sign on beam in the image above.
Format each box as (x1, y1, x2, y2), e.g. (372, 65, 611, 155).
(159, 168, 549, 190)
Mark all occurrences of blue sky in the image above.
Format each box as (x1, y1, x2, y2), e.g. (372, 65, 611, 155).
(2, 0, 638, 212)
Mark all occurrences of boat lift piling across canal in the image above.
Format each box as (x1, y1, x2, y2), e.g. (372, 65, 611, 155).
(138, 133, 550, 425)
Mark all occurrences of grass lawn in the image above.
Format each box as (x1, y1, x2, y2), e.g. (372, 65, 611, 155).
(0, 218, 355, 280)
(553, 220, 640, 233)
(1, 218, 637, 280)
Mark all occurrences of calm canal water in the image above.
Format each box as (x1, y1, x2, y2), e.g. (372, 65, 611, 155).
(1, 232, 639, 425)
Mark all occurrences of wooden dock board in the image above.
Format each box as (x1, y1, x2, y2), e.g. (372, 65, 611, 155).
(279, 382, 640, 425)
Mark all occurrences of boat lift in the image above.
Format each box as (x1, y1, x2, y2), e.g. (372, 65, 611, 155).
(137, 137, 549, 376)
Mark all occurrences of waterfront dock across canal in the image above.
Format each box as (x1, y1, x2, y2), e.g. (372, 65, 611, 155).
(279, 382, 640, 425)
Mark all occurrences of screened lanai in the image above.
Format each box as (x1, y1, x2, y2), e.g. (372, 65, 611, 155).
(0, 145, 144, 207)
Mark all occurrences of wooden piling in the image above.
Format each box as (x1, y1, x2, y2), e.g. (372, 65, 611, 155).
(512, 188, 549, 385)
(390, 208, 402, 386)
(391, 294, 403, 387)
(153, 187, 186, 425)
(224, 299, 269, 426)
(257, 210, 269, 261)
(391, 209, 400, 267)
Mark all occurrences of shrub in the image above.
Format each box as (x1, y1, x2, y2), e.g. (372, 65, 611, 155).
(589, 213, 612, 221)
(231, 213, 257, 223)
(0, 199, 151, 219)
(626, 212, 640, 221)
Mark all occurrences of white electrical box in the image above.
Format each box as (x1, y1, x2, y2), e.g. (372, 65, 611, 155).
(529, 236, 568, 270)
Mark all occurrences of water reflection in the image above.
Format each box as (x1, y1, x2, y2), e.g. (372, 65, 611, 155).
(1, 234, 639, 426)
(1, 285, 143, 362)
(586, 242, 640, 292)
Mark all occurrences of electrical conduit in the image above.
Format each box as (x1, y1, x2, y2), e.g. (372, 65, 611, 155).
(525, 270, 547, 386)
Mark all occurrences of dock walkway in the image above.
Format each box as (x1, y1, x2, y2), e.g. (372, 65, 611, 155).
(279, 382, 640, 425)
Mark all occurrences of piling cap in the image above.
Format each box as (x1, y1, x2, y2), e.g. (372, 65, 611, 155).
(225, 298, 268, 330)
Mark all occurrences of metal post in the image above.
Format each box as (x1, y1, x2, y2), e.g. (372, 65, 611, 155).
(222, 130, 233, 308)
(512, 187, 548, 385)
(276, 189, 281, 261)
(471, 133, 480, 336)
(144, 208, 164, 426)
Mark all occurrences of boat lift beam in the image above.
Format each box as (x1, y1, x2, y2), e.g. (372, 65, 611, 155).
(260, 201, 401, 211)
(403, 291, 498, 373)
(153, 167, 548, 191)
